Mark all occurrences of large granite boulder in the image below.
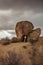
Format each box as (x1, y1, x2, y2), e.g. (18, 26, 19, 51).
(15, 21, 34, 42)
(27, 28, 41, 43)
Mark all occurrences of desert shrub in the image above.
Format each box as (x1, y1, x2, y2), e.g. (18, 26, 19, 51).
(0, 50, 23, 65)
(0, 48, 33, 65)
(32, 47, 43, 65)
(0, 55, 9, 65)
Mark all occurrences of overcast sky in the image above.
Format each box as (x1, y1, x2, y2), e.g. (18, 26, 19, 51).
(0, 0, 43, 31)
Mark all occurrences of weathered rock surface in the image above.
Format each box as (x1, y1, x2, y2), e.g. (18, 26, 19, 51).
(27, 28, 41, 43)
(15, 21, 34, 41)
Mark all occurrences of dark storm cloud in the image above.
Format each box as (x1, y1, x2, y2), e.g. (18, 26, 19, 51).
(0, 0, 43, 30)
(0, 0, 43, 12)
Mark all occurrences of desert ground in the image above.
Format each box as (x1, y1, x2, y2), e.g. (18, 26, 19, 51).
(0, 42, 33, 65)
(0, 37, 43, 65)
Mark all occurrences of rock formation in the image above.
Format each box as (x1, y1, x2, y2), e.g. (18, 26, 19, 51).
(27, 28, 41, 43)
(15, 21, 41, 43)
(15, 21, 34, 42)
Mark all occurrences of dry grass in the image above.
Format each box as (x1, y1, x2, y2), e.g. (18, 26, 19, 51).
(0, 37, 43, 65)
(0, 42, 33, 65)
(32, 37, 43, 65)
(0, 39, 11, 45)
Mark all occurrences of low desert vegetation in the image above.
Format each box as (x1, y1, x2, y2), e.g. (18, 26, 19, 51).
(0, 42, 33, 65)
(0, 50, 23, 65)
(32, 37, 43, 65)
(0, 38, 11, 45)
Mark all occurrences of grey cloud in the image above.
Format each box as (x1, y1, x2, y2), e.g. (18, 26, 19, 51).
(0, 0, 43, 13)
(0, 10, 43, 30)
(0, 0, 43, 30)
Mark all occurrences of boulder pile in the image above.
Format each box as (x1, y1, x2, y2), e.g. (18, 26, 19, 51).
(0, 21, 41, 44)
(15, 21, 41, 43)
